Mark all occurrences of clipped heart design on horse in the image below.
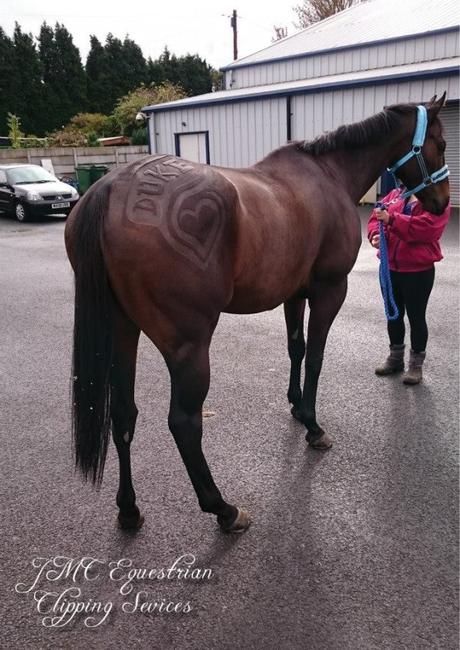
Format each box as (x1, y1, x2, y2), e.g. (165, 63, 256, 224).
(167, 187, 225, 269)
(178, 198, 218, 245)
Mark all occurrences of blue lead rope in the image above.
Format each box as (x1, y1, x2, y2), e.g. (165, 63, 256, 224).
(375, 202, 399, 321)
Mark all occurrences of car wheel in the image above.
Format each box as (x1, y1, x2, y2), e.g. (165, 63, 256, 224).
(15, 202, 30, 222)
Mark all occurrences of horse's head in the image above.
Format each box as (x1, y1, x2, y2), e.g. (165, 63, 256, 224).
(387, 94, 450, 215)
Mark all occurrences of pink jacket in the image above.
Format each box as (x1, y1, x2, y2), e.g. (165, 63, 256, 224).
(367, 188, 451, 272)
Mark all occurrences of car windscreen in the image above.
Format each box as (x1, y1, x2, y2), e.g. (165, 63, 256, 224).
(6, 166, 56, 184)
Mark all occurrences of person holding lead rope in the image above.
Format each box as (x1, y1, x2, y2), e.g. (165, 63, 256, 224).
(368, 187, 450, 384)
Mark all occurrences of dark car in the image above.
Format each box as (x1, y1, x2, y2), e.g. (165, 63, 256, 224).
(0, 164, 80, 222)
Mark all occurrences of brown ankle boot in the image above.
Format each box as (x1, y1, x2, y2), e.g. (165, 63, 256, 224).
(375, 344, 405, 376)
(403, 350, 425, 385)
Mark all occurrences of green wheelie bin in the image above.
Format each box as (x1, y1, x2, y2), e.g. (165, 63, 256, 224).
(75, 164, 109, 194)
(75, 165, 92, 194)
(90, 165, 109, 184)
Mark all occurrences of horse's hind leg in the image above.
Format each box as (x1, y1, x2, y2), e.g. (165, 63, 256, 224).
(297, 277, 348, 449)
(284, 297, 306, 415)
(166, 339, 250, 533)
(110, 300, 143, 529)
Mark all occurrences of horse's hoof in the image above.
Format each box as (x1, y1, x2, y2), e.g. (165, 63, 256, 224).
(118, 511, 145, 530)
(219, 507, 251, 534)
(306, 431, 333, 450)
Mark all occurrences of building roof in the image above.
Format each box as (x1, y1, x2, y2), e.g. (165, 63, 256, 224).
(222, 0, 459, 70)
(142, 56, 459, 113)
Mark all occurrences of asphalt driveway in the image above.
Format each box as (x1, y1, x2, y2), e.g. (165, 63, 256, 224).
(0, 207, 458, 649)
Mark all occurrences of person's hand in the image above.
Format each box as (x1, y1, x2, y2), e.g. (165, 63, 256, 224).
(371, 234, 380, 249)
(375, 208, 390, 224)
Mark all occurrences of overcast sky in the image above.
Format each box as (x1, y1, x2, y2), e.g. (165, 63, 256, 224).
(2, 0, 301, 69)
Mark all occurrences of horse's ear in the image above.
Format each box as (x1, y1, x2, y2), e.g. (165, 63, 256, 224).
(427, 92, 446, 123)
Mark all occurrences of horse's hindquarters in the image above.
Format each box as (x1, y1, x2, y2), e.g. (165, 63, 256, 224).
(102, 164, 236, 356)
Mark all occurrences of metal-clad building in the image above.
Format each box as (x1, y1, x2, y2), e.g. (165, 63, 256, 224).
(143, 0, 460, 204)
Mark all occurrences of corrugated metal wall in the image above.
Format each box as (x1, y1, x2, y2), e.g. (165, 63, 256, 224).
(440, 102, 459, 205)
(226, 31, 459, 90)
(153, 97, 286, 167)
(290, 75, 459, 140)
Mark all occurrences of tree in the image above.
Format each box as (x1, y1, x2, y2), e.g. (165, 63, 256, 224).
(175, 54, 213, 96)
(38, 22, 87, 133)
(86, 33, 147, 114)
(11, 23, 45, 135)
(121, 37, 146, 88)
(0, 28, 16, 135)
(112, 82, 185, 135)
(86, 36, 109, 113)
(146, 46, 172, 86)
(53, 23, 87, 121)
(104, 34, 142, 103)
(86, 34, 123, 114)
(293, 0, 358, 28)
(37, 23, 59, 133)
(146, 47, 214, 97)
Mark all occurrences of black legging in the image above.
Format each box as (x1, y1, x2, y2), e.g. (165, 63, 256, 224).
(388, 268, 435, 353)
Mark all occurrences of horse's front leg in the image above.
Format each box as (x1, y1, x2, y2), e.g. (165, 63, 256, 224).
(283, 297, 306, 415)
(166, 338, 250, 534)
(296, 277, 348, 449)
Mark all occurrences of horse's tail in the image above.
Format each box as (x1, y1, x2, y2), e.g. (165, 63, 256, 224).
(69, 180, 113, 485)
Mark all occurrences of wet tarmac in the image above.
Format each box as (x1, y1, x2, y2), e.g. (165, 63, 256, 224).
(1, 207, 458, 649)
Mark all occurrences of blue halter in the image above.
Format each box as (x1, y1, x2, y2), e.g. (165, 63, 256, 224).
(387, 105, 449, 200)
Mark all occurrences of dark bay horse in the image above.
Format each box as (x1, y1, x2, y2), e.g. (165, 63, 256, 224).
(65, 95, 449, 533)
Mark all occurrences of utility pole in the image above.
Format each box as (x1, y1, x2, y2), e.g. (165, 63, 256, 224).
(230, 9, 238, 60)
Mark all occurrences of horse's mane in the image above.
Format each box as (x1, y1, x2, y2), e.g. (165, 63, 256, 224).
(297, 103, 417, 156)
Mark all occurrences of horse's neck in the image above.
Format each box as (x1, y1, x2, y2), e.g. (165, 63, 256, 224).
(325, 141, 399, 204)
(260, 134, 405, 204)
